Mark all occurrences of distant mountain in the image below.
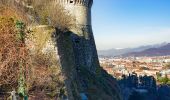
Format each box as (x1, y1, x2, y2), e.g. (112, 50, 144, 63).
(98, 42, 168, 57)
(122, 43, 170, 57)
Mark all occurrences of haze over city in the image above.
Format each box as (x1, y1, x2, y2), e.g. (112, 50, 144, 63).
(92, 0, 170, 50)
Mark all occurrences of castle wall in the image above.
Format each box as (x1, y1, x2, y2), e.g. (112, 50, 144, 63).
(65, 5, 91, 26)
(59, 0, 100, 73)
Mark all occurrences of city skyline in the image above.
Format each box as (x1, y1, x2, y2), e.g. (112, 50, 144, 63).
(92, 0, 170, 50)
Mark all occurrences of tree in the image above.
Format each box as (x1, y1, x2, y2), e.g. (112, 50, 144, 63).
(162, 74, 169, 84)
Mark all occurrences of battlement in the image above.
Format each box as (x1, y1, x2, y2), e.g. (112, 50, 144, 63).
(56, 0, 93, 7)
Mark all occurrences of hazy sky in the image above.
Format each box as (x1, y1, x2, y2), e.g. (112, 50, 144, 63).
(92, 0, 170, 50)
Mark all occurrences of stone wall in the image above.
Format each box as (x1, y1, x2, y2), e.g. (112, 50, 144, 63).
(60, 0, 100, 73)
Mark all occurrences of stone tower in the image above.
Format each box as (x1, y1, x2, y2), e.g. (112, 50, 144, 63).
(57, 0, 100, 72)
(8, 0, 122, 99)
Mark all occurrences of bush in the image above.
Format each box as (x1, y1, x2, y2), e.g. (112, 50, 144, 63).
(0, 16, 30, 90)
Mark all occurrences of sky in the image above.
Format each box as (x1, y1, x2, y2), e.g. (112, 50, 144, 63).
(92, 0, 170, 50)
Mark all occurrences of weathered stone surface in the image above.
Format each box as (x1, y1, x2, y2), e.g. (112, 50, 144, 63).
(59, 0, 100, 73)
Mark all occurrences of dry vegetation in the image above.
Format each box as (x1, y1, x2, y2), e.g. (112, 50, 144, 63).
(29, 0, 74, 29)
(0, 0, 31, 24)
(0, 17, 31, 100)
(0, 17, 20, 87)
(0, 0, 74, 99)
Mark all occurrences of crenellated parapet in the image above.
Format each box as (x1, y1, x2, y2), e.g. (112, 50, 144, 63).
(56, 0, 93, 7)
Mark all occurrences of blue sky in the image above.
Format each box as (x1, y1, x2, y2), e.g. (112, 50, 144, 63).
(92, 0, 170, 50)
